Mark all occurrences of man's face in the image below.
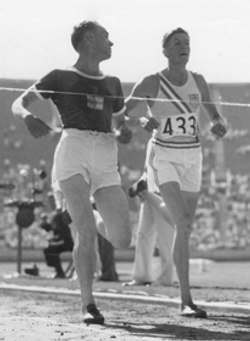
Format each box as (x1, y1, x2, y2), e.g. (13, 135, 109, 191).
(93, 25, 113, 61)
(164, 32, 190, 65)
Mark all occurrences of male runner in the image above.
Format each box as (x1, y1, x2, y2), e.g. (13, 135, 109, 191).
(125, 27, 227, 318)
(12, 20, 132, 325)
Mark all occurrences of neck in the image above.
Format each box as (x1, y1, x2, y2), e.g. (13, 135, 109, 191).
(74, 56, 102, 76)
(164, 66, 188, 86)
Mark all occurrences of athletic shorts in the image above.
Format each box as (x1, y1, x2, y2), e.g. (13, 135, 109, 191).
(52, 129, 121, 195)
(146, 139, 202, 193)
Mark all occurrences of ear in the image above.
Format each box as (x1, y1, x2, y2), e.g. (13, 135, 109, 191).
(85, 31, 95, 44)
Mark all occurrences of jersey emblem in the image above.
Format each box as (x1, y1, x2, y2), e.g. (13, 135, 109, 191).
(86, 95, 104, 110)
(189, 94, 200, 110)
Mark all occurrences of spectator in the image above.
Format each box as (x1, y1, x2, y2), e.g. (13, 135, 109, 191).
(25, 210, 74, 278)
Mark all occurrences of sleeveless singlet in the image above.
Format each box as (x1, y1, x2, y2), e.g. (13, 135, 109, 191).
(149, 71, 202, 149)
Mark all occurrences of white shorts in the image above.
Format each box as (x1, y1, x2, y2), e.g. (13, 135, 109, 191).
(146, 140, 202, 193)
(52, 129, 121, 195)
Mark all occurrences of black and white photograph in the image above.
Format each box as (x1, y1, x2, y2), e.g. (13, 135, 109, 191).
(0, 0, 249, 340)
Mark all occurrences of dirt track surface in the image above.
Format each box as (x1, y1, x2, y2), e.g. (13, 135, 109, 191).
(0, 290, 250, 341)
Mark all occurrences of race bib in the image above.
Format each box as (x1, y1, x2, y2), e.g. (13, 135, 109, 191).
(160, 112, 198, 137)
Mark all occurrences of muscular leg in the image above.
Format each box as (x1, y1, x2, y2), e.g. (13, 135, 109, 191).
(59, 174, 97, 313)
(159, 181, 199, 308)
(93, 185, 131, 248)
(141, 191, 174, 227)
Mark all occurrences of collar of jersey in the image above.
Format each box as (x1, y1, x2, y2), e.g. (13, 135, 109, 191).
(69, 66, 105, 80)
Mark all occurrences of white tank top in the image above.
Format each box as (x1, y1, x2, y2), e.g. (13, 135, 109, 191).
(149, 71, 202, 149)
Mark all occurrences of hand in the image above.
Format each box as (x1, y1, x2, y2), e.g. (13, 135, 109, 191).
(139, 117, 159, 132)
(210, 119, 227, 138)
(116, 124, 132, 144)
(24, 115, 52, 138)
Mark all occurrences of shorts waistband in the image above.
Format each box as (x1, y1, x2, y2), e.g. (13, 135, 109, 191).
(152, 137, 201, 149)
(63, 128, 115, 139)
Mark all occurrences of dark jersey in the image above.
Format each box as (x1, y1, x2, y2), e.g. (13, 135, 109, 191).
(35, 67, 125, 133)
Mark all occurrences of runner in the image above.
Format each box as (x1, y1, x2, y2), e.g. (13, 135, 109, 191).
(12, 20, 132, 325)
(125, 27, 227, 317)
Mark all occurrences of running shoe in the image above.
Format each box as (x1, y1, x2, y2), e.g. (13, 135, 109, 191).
(83, 303, 105, 325)
(128, 177, 147, 198)
(180, 305, 207, 318)
(122, 279, 151, 287)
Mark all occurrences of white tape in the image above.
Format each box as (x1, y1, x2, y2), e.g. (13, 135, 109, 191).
(0, 86, 249, 108)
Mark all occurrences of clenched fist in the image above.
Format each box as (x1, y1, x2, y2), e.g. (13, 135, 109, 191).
(116, 124, 133, 144)
(139, 117, 160, 132)
(210, 118, 227, 138)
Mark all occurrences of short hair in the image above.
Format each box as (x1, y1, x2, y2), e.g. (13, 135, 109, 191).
(162, 27, 189, 48)
(71, 20, 99, 51)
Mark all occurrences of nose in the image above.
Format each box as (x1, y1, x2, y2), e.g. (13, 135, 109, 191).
(109, 40, 113, 47)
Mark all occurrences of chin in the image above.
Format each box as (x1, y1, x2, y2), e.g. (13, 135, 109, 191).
(104, 53, 112, 60)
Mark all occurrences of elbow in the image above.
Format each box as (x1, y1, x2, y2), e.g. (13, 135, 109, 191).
(11, 98, 28, 119)
(11, 99, 21, 116)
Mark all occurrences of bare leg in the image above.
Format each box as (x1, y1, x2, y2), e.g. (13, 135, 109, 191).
(141, 191, 174, 227)
(59, 174, 97, 313)
(94, 185, 131, 248)
(159, 181, 199, 309)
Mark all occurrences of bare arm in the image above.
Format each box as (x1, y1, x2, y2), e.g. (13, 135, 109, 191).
(193, 73, 227, 138)
(12, 86, 52, 138)
(125, 75, 159, 118)
(12, 87, 39, 118)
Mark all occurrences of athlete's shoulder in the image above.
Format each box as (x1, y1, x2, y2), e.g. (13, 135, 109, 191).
(190, 71, 206, 84)
(47, 67, 73, 74)
(104, 74, 124, 95)
(190, 71, 210, 99)
(40, 68, 74, 80)
(138, 73, 159, 98)
(104, 74, 122, 83)
(141, 72, 159, 85)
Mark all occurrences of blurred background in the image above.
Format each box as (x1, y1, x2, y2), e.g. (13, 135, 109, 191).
(0, 80, 250, 263)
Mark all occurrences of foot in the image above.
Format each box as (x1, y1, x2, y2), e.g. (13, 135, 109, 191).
(180, 305, 207, 318)
(98, 275, 119, 282)
(83, 304, 105, 325)
(128, 176, 147, 198)
(122, 279, 151, 287)
(151, 279, 178, 287)
(54, 272, 66, 279)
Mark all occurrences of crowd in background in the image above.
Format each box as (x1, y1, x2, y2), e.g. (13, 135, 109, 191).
(0, 159, 51, 249)
(0, 158, 250, 253)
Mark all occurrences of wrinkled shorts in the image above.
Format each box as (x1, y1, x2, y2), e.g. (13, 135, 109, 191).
(146, 139, 202, 193)
(52, 129, 121, 195)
